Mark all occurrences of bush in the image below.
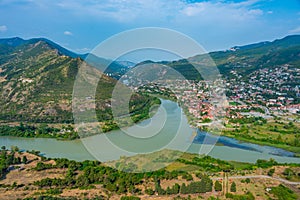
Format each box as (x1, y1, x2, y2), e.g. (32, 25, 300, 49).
(145, 188, 155, 195)
(226, 191, 254, 200)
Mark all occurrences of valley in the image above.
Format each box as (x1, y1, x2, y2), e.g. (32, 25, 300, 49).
(0, 35, 299, 199)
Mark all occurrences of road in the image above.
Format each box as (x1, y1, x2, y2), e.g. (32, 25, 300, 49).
(212, 175, 300, 185)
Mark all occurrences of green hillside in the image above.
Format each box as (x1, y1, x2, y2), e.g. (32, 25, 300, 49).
(0, 38, 158, 127)
(133, 35, 300, 80)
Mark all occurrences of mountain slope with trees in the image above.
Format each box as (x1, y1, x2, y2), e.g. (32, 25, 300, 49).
(0, 37, 157, 129)
(133, 35, 300, 80)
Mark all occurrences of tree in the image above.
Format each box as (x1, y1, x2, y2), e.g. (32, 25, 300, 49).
(166, 186, 172, 195)
(180, 183, 188, 194)
(268, 168, 275, 176)
(214, 181, 222, 192)
(245, 178, 250, 184)
(13, 156, 21, 164)
(230, 182, 236, 192)
(145, 188, 155, 195)
(283, 168, 295, 180)
(22, 156, 28, 164)
(172, 183, 180, 194)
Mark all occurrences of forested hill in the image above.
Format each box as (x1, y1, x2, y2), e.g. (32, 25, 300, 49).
(0, 37, 155, 124)
(133, 35, 300, 80)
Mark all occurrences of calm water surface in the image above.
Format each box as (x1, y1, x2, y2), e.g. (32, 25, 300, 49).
(0, 99, 299, 164)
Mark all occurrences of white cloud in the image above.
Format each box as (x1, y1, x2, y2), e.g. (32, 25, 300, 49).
(267, 11, 273, 14)
(64, 31, 73, 36)
(182, 3, 205, 17)
(56, 0, 175, 22)
(1, 0, 295, 53)
(0, 25, 7, 32)
(248, 9, 263, 16)
(289, 26, 300, 34)
(180, 1, 263, 23)
(54, 0, 264, 23)
(232, 0, 261, 7)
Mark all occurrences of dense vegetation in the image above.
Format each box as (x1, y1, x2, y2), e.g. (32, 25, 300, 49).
(0, 147, 299, 199)
(223, 120, 300, 154)
(31, 156, 215, 197)
(0, 146, 27, 178)
(270, 184, 298, 200)
(225, 191, 255, 200)
(0, 38, 159, 130)
(0, 123, 78, 140)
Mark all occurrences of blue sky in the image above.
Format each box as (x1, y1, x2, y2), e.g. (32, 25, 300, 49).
(0, 0, 300, 58)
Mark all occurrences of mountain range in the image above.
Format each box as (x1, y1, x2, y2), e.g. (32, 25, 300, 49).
(0, 35, 299, 124)
(148, 35, 300, 80)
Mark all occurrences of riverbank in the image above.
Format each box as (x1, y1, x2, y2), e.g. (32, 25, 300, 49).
(221, 132, 300, 157)
(219, 120, 300, 156)
(0, 97, 161, 140)
(0, 99, 299, 164)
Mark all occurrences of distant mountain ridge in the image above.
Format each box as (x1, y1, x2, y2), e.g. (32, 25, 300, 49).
(132, 35, 300, 80)
(230, 35, 300, 51)
(0, 37, 78, 58)
(3, 34, 299, 81)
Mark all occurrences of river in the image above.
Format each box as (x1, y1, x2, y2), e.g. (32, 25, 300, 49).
(0, 99, 299, 164)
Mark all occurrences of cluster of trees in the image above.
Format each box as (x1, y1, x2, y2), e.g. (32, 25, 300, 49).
(32, 156, 217, 196)
(33, 158, 188, 195)
(0, 124, 79, 140)
(255, 159, 278, 168)
(180, 174, 212, 194)
(0, 146, 27, 178)
(149, 174, 213, 195)
(270, 184, 298, 200)
(282, 168, 299, 180)
(5, 147, 299, 199)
